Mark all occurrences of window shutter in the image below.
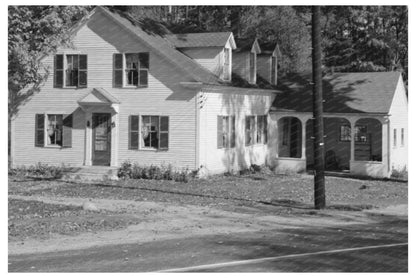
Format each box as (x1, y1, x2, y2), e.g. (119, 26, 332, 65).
(230, 116, 236, 148)
(129, 115, 139, 150)
(114, 54, 123, 88)
(159, 116, 169, 150)
(78, 55, 87, 88)
(263, 116, 268, 143)
(217, 116, 223, 149)
(139, 52, 149, 87)
(62, 114, 73, 148)
(54, 55, 64, 88)
(35, 114, 45, 147)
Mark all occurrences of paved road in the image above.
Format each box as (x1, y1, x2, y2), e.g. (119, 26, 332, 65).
(9, 214, 407, 272)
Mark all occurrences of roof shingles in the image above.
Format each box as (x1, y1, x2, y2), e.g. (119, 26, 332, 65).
(272, 71, 401, 114)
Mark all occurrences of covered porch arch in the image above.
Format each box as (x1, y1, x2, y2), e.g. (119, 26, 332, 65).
(270, 111, 389, 178)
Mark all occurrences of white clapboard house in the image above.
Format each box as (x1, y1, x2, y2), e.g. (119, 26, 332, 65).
(10, 6, 407, 178)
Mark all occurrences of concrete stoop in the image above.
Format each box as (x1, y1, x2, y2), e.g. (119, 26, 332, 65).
(61, 166, 119, 182)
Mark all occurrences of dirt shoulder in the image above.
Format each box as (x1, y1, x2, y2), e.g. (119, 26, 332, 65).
(8, 175, 407, 256)
(9, 193, 403, 256)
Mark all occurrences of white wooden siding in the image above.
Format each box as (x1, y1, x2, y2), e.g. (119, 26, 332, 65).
(12, 9, 197, 169)
(198, 89, 275, 174)
(180, 47, 223, 77)
(388, 75, 408, 173)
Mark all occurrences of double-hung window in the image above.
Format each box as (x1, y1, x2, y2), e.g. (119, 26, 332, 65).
(217, 116, 235, 149)
(339, 125, 367, 142)
(114, 53, 149, 88)
(246, 115, 268, 146)
(35, 114, 73, 147)
(54, 54, 87, 88)
(128, 115, 169, 150)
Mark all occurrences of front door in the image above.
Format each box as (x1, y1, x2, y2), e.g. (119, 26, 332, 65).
(92, 113, 111, 166)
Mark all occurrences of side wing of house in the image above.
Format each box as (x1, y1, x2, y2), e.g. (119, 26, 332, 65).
(388, 74, 408, 173)
(11, 8, 199, 169)
(197, 88, 276, 174)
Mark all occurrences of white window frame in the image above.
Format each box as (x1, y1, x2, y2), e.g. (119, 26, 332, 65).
(56, 51, 87, 89)
(120, 53, 149, 88)
(139, 115, 169, 151)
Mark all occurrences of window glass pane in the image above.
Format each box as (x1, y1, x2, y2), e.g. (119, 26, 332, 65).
(126, 70, 138, 86)
(340, 125, 351, 141)
(47, 115, 63, 146)
(126, 53, 139, 69)
(230, 116, 235, 148)
(223, 116, 229, 148)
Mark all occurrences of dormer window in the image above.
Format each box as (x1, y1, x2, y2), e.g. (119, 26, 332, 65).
(223, 48, 231, 81)
(249, 52, 256, 84)
(271, 56, 277, 85)
(114, 53, 149, 88)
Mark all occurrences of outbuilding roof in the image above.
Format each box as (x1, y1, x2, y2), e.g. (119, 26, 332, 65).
(272, 71, 402, 114)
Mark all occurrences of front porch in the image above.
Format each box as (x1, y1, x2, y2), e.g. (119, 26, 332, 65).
(270, 112, 390, 178)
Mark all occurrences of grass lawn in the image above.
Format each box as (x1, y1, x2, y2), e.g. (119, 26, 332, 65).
(8, 172, 407, 241)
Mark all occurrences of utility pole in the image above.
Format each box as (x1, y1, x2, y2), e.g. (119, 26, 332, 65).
(312, 6, 326, 209)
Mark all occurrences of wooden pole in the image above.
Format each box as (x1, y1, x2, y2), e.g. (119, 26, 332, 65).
(312, 6, 326, 209)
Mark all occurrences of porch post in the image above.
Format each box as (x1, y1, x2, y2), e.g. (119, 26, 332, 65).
(381, 117, 390, 175)
(84, 111, 92, 166)
(349, 118, 357, 162)
(301, 118, 307, 159)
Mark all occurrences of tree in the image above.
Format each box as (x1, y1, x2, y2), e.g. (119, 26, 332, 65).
(8, 6, 89, 119)
(240, 6, 311, 74)
(320, 6, 407, 80)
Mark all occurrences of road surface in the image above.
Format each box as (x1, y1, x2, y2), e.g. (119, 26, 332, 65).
(9, 214, 407, 272)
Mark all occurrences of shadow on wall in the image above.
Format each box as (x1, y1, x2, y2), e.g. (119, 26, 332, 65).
(220, 92, 269, 172)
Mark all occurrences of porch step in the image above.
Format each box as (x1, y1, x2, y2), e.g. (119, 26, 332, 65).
(61, 166, 119, 182)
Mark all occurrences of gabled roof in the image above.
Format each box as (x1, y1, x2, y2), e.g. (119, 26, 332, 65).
(78, 88, 120, 105)
(234, 38, 261, 53)
(259, 41, 282, 57)
(166, 32, 236, 49)
(272, 71, 402, 114)
(95, 7, 222, 85)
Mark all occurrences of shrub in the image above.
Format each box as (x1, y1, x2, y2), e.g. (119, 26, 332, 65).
(9, 163, 65, 179)
(117, 161, 192, 182)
